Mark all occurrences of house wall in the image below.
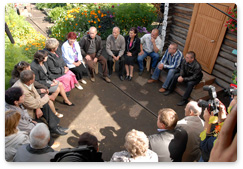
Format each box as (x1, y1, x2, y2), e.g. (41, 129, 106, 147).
(165, 3, 237, 89)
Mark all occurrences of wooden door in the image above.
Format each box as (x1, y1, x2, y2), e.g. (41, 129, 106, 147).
(184, 3, 235, 74)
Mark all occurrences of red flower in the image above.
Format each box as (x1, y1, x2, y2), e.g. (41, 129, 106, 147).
(99, 6, 100, 9)
(107, 11, 109, 13)
(112, 5, 114, 8)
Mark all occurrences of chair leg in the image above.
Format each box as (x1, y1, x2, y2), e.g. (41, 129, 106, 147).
(146, 56, 151, 72)
(95, 62, 99, 74)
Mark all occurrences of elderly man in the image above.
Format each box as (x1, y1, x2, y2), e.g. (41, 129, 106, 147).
(79, 27, 110, 83)
(177, 101, 204, 162)
(164, 51, 203, 106)
(106, 27, 125, 81)
(149, 108, 188, 162)
(137, 28, 163, 76)
(12, 70, 67, 135)
(13, 123, 58, 162)
(147, 43, 183, 93)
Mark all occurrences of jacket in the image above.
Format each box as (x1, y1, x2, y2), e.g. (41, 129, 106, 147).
(5, 130, 29, 162)
(124, 35, 141, 57)
(12, 79, 49, 119)
(148, 127, 188, 162)
(45, 49, 67, 79)
(79, 35, 102, 58)
(180, 59, 203, 82)
(5, 103, 35, 134)
(31, 59, 55, 88)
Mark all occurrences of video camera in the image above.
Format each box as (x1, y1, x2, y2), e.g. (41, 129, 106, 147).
(198, 85, 219, 115)
(51, 145, 104, 162)
(225, 87, 237, 97)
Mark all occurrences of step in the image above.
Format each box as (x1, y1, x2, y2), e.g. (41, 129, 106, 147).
(159, 70, 222, 101)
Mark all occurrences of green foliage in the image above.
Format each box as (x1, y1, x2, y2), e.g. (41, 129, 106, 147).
(36, 3, 67, 10)
(48, 7, 66, 22)
(50, 3, 157, 40)
(5, 4, 46, 89)
(114, 3, 157, 35)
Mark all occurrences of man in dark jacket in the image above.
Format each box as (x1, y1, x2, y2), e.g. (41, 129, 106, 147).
(79, 27, 110, 83)
(149, 108, 188, 162)
(164, 51, 203, 106)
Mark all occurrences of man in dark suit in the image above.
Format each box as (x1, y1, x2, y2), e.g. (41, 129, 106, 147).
(149, 108, 188, 162)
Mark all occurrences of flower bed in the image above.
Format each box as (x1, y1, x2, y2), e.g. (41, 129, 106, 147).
(49, 3, 157, 41)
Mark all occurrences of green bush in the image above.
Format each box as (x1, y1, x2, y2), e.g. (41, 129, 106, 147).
(48, 7, 66, 22)
(114, 3, 157, 35)
(5, 4, 46, 89)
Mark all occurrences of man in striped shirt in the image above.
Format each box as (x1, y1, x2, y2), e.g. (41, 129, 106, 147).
(148, 43, 183, 93)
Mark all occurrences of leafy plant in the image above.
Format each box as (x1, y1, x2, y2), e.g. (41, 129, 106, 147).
(225, 7, 237, 33)
(5, 4, 46, 89)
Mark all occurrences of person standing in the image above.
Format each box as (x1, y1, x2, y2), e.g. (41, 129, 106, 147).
(124, 27, 140, 81)
(163, 51, 203, 106)
(79, 27, 110, 83)
(137, 28, 163, 76)
(177, 101, 204, 162)
(106, 27, 125, 81)
(148, 108, 188, 162)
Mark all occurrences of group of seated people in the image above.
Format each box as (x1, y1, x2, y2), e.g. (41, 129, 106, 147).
(5, 26, 237, 162)
(5, 89, 237, 162)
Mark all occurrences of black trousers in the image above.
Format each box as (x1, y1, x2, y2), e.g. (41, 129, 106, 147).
(35, 103, 60, 131)
(70, 64, 88, 80)
(107, 50, 125, 76)
(168, 73, 201, 100)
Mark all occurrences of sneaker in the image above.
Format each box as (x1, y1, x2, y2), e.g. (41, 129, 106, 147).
(80, 79, 87, 84)
(104, 77, 111, 83)
(75, 83, 83, 90)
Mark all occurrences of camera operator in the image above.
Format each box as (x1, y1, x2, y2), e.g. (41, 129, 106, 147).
(199, 98, 228, 162)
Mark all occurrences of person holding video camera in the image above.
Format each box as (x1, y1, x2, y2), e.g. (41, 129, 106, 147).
(199, 98, 228, 162)
(163, 51, 203, 106)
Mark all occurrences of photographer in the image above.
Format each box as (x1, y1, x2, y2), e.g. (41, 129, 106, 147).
(199, 98, 228, 162)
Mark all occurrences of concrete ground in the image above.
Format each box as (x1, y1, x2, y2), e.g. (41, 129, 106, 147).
(25, 4, 230, 161)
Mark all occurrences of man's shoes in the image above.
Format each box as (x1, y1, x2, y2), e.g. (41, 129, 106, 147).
(119, 76, 124, 81)
(104, 76, 111, 83)
(147, 79, 158, 83)
(159, 88, 166, 93)
(177, 99, 188, 106)
(51, 127, 68, 136)
(128, 76, 132, 81)
(90, 77, 95, 82)
(163, 90, 172, 96)
(138, 71, 143, 76)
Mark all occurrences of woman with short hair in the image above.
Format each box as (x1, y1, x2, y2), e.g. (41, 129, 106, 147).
(5, 87, 36, 134)
(5, 110, 29, 161)
(45, 38, 83, 91)
(110, 129, 158, 162)
(61, 32, 88, 83)
(31, 50, 74, 106)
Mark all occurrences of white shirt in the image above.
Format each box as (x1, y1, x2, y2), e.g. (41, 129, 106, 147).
(61, 40, 84, 68)
(140, 34, 163, 53)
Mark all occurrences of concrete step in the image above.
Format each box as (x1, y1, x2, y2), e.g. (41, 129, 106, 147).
(159, 70, 223, 101)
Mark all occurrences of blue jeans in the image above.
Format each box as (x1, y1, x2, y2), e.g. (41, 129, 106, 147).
(137, 50, 160, 72)
(151, 66, 179, 89)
